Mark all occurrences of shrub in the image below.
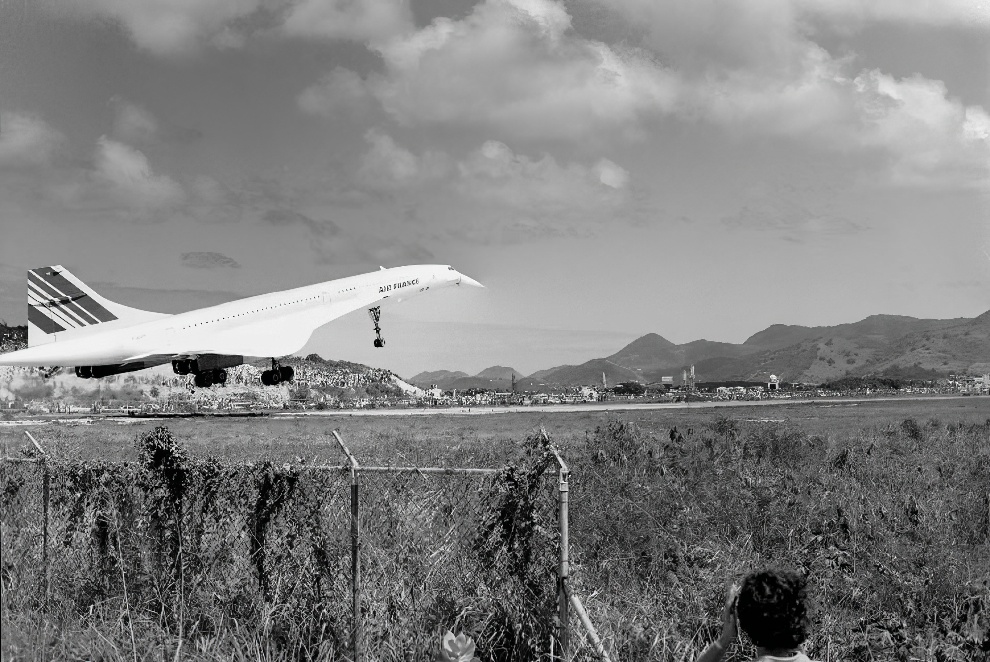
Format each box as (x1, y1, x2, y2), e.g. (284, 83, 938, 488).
(900, 418, 924, 441)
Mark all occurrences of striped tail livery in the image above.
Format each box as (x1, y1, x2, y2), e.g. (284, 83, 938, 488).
(27, 266, 162, 347)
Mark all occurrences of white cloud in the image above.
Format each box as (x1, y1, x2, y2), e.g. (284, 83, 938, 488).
(0, 115, 191, 221)
(45, 0, 262, 57)
(92, 137, 186, 208)
(594, 159, 629, 189)
(688, 46, 853, 139)
(852, 71, 990, 188)
(299, 0, 986, 189)
(355, 0, 679, 141)
(594, 0, 990, 188)
(111, 98, 160, 144)
(297, 67, 374, 117)
(281, 0, 413, 44)
(109, 97, 203, 149)
(0, 112, 63, 168)
(344, 132, 633, 240)
(356, 130, 450, 190)
(456, 140, 629, 211)
(211, 26, 246, 50)
(797, 0, 990, 29)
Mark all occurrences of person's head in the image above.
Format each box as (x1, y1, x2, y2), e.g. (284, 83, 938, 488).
(736, 569, 810, 651)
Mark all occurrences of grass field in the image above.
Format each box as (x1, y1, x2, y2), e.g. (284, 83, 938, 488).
(4, 397, 986, 464)
(2, 397, 989, 660)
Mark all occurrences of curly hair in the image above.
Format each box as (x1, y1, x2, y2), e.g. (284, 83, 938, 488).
(736, 569, 810, 650)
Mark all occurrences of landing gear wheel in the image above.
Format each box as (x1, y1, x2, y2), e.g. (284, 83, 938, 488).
(75, 366, 92, 379)
(368, 306, 385, 348)
(214, 369, 227, 386)
(261, 369, 282, 386)
(278, 366, 294, 382)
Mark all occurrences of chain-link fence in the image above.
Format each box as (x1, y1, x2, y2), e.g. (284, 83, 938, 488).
(0, 427, 608, 661)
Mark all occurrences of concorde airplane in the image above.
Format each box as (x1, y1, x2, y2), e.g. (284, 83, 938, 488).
(0, 264, 483, 387)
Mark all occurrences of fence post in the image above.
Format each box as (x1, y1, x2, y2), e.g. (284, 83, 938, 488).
(565, 584, 613, 662)
(25, 431, 49, 600)
(332, 430, 362, 662)
(553, 448, 570, 661)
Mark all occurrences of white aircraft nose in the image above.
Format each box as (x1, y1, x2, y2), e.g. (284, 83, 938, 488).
(457, 272, 484, 288)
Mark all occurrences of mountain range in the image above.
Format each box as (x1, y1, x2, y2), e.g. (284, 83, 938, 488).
(410, 311, 990, 389)
(5, 312, 989, 392)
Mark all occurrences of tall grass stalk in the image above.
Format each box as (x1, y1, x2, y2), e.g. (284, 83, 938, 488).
(111, 500, 138, 662)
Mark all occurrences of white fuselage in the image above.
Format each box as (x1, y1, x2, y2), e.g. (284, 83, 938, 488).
(1, 264, 476, 367)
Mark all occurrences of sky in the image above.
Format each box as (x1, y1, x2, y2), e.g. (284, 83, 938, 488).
(0, 0, 988, 378)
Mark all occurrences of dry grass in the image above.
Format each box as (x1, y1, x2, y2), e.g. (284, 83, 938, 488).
(2, 398, 989, 660)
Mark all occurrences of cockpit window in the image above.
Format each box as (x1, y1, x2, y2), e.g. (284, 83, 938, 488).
(448, 266, 455, 270)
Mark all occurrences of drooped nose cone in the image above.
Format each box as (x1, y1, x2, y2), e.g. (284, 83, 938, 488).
(457, 272, 484, 288)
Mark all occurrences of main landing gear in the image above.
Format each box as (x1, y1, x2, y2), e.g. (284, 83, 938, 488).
(193, 369, 227, 388)
(369, 306, 385, 348)
(261, 359, 294, 386)
(171, 358, 228, 388)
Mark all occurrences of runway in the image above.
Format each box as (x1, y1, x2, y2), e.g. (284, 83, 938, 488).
(271, 394, 981, 418)
(0, 394, 980, 427)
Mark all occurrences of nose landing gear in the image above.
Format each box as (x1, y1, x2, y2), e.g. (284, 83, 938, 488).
(369, 306, 385, 348)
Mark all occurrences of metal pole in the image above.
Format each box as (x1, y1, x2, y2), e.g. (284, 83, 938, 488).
(332, 430, 363, 662)
(25, 432, 49, 599)
(565, 584, 613, 662)
(553, 448, 570, 661)
(356, 466, 496, 475)
(351, 470, 361, 662)
(558, 466, 569, 660)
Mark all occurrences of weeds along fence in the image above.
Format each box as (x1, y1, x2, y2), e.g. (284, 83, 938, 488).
(0, 427, 608, 661)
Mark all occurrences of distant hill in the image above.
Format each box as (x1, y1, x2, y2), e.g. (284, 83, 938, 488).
(862, 313, 990, 377)
(605, 333, 677, 369)
(410, 366, 522, 390)
(524, 358, 642, 389)
(474, 366, 523, 381)
(652, 314, 986, 383)
(409, 370, 469, 387)
(742, 324, 822, 350)
(608, 335, 758, 376)
(415, 311, 990, 388)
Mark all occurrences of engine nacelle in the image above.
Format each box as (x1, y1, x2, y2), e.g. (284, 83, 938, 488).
(195, 354, 244, 372)
(78, 362, 154, 379)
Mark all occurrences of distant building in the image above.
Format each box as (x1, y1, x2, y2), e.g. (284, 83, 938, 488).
(768, 374, 781, 391)
(578, 386, 598, 400)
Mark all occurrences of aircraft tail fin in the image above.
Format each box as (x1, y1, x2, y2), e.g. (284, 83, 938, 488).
(27, 265, 165, 347)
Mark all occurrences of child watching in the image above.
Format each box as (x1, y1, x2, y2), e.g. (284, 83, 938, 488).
(697, 569, 819, 662)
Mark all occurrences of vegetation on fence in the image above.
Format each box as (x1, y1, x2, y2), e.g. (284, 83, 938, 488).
(0, 426, 561, 661)
(2, 406, 989, 661)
